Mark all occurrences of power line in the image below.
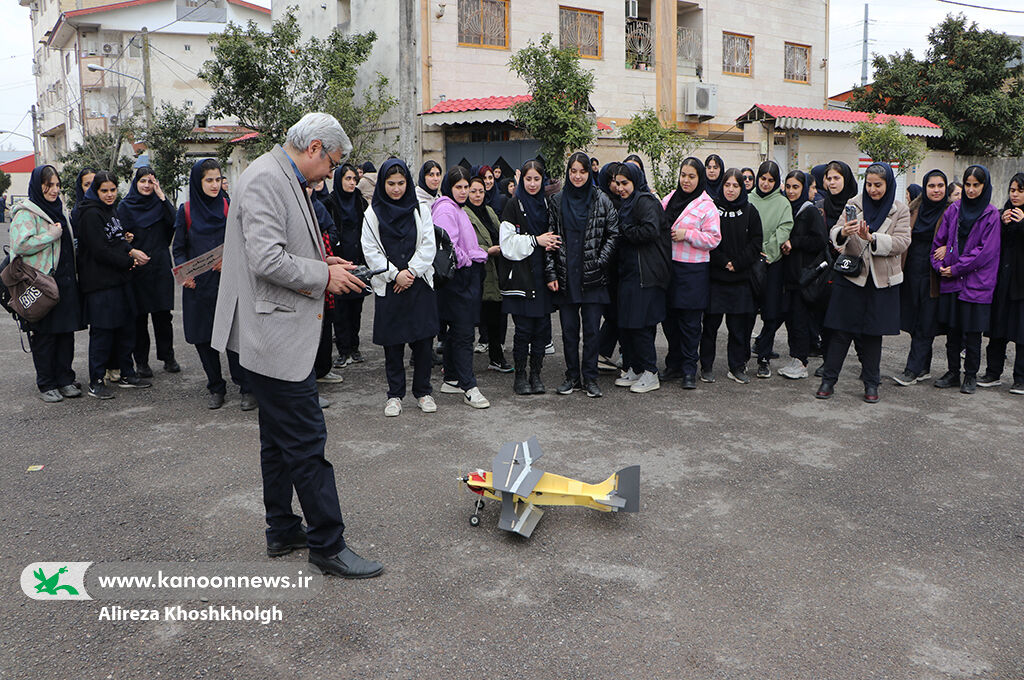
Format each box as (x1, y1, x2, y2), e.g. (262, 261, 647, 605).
(148, 44, 200, 76)
(0, 109, 32, 145)
(935, 0, 1024, 12)
(148, 49, 211, 103)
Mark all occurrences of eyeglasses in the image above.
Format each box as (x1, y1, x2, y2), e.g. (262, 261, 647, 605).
(322, 149, 344, 173)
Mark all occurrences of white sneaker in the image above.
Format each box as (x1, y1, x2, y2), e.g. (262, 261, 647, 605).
(417, 395, 437, 413)
(473, 343, 487, 354)
(615, 369, 639, 387)
(629, 370, 661, 393)
(383, 397, 402, 417)
(316, 371, 344, 384)
(545, 342, 555, 355)
(440, 380, 462, 394)
(778, 358, 808, 380)
(464, 386, 490, 409)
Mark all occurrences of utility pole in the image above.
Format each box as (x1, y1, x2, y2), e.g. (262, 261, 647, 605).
(141, 27, 153, 127)
(398, 0, 418, 165)
(861, 4, 869, 87)
(30, 105, 39, 165)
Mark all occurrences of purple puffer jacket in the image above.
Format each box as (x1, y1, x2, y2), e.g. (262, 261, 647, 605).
(931, 201, 1001, 303)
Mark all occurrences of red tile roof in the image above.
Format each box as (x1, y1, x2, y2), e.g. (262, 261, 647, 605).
(750, 104, 940, 129)
(229, 131, 259, 143)
(422, 95, 532, 115)
(0, 154, 35, 174)
(65, 0, 269, 17)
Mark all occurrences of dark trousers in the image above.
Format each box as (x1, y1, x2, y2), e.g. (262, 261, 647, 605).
(983, 337, 1024, 380)
(443, 316, 477, 390)
(89, 323, 137, 385)
(559, 302, 603, 382)
(701, 313, 754, 373)
(512, 314, 552, 364)
(195, 343, 249, 395)
(673, 308, 704, 377)
(947, 330, 982, 376)
(622, 326, 657, 374)
(332, 296, 364, 356)
(134, 310, 174, 367)
(30, 331, 75, 392)
(905, 333, 935, 376)
(755, 318, 782, 362)
(822, 330, 882, 387)
(599, 288, 620, 358)
(314, 313, 333, 379)
(384, 337, 433, 399)
(785, 294, 814, 364)
(480, 300, 508, 364)
(662, 308, 683, 372)
(247, 369, 345, 556)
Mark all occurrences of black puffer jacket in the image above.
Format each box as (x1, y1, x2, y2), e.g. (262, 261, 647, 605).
(618, 193, 671, 289)
(783, 202, 828, 289)
(545, 189, 619, 290)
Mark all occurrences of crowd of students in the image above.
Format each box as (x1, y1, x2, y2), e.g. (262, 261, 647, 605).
(7, 147, 1023, 412)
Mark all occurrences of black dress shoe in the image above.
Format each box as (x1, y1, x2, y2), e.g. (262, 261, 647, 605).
(529, 373, 546, 394)
(163, 359, 181, 373)
(863, 384, 879, 404)
(960, 374, 977, 394)
(267, 526, 307, 557)
(136, 364, 154, 379)
(659, 367, 684, 381)
(815, 380, 835, 400)
(309, 546, 383, 579)
(681, 374, 697, 390)
(208, 392, 225, 410)
(934, 370, 960, 389)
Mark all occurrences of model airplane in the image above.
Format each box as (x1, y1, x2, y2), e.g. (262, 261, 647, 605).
(460, 436, 640, 537)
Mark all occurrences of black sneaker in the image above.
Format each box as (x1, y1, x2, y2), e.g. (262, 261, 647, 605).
(659, 366, 684, 381)
(892, 370, 919, 386)
(333, 354, 350, 369)
(1010, 381, 1024, 395)
(756, 360, 771, 379)
(163, 359, 181, 373)
(681, 374, 697, 390)
(727, 369, 750, 384)
(960, 374, 977, 394)
(699, 369, 715, 383)
(117, 376, 153, 389)
(136, 364, 154, 379)
(556, 378, 582, 395)
(584, 379, 602, 398)
(88, 382, 114, 400)
(976, 372, 1002, 388)
(934, 371, 960, 389)
(350, 350, 364, 363)
(488, 360, 514, 373)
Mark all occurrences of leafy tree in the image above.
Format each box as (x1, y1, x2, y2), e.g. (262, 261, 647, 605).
(849, 14, 1024, 155)
(618, 107, 703, 197)
(0, 170, 11, 197)
(508, 33, 596, 179)
(133, 102, 193, 202)
(200, 8, 396, 160)
(57, 132, 136, 205)
(852, 117, 926, 177)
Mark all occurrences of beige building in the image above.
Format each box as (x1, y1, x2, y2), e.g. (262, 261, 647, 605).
(23, 0, 271, 163)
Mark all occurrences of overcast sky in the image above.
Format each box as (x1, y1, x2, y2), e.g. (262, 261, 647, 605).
(1, 0, 1023, 153)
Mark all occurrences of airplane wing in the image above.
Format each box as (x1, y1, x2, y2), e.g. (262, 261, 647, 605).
(497, 492, 544, 538)
(490, 437, 544, 498)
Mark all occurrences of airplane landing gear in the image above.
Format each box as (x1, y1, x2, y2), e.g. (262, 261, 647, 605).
(470, 498, 485, 526)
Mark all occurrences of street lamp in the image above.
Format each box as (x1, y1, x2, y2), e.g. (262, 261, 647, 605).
(0, 130, 33, 142)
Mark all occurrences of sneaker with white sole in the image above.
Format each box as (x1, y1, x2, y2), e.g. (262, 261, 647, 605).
(976, 372, 1002, 388)
(383, 397, 402, 417)
(316, 371, 344, 384)
(597, 356, 619, 372)
(778, 358, 808, 380)
(473, 343, 488, 354)
(440, 380, 462, 394)
(464, 387, 490, 408)
(38, 389, 64, 403)
(417, 395, 437, 413)
(614, 369, 639, 387)
(756, 360, 771, 379)
(1010, 381, 1024, 395)
(629, 370, 661, 393)
(544, 342, 555, 355)
(892, 370, 919, 386)
(727, 369, 751, 384)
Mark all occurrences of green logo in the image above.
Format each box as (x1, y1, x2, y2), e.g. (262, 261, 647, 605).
(33, 566, 80, 596)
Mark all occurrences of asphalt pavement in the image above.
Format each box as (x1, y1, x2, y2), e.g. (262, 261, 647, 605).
(1, 238, 1022, 678)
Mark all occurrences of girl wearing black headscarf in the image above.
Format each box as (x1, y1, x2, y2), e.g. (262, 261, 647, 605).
(821, 160, 858, 230)
(624, 154, 656, 197)
(777, 170, 829, 380)
(415, 160, 442, 208)
(699, 168, 762, 384)
(9, 165, 83, 401)
(499, 159, 561, 394)
(704, 154, 725, 202)
(596, 161, 624, 371)
(69, 167, 96, 234)
(77, 171, 153, 398)
(978, 173, 1024, 392)
(362, 159, 439, 416)
(545, 151, 619, 397)
(117, 167, 178, 377)
(172, 159, 251, 410)
(328, 163, 370, 367)
(464, 175, 511, 372)
(894, 169, 949, 386)
(931, 165, 1001, 394)
(817, 163, 910, 403)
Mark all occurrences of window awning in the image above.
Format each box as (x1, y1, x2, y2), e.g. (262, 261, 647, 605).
(736, 104, 943, 138)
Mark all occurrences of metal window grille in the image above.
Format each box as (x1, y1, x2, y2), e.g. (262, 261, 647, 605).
(458, 0, 508, 48)
(677, 26, 701, 67)
(722, 32, 752, 76)
(625, 18, 653, 69)
(784, 43, 809, 82)
(560, 7, 601, 58)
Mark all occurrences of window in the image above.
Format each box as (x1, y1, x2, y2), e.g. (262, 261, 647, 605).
(559, 7, 602, 59)
(458, 0, 508, 49)
(722, 32, 752, 76)
(64, 52, 71, 74)
(784, 42, 810, 83)
(185, 99, 194, 108)
(184, 43, 191, 51)
(129, 37, 141, 58)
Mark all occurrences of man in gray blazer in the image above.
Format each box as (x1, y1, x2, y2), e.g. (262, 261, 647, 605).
(213, 112, 383, 579)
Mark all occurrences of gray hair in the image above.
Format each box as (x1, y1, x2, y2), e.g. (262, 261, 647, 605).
(285, 112, 352, 158)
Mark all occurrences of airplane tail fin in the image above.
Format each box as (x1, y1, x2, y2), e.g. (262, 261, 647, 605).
(615, 465, 640, 512)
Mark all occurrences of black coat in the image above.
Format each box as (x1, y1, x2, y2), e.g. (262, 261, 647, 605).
(327, 191, 368, 265)
(127, 198, 176, 313)
(545, 189, 619, 291)
(172, 202, 228, 345)
(499, 195, 555, 303)
(783, 202, 828, 289)
(710, 203, 763, 284)
(617, 193, 671, 289)
(76, 202, 134, 295)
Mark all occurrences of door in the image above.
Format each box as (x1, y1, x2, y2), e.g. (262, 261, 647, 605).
(444, 139, 542, 173)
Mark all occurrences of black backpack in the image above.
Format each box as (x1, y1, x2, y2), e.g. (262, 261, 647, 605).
(432, 225, 456, 287)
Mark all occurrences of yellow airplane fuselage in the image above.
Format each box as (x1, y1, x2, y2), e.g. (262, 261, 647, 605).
(467, 470, 620, 512)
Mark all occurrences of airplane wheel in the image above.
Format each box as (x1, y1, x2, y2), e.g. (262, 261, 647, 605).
(469, 515, 481, 527)
(475, 499, 485, 511)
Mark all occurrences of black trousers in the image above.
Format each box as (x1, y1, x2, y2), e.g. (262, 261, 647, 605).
(480, 300, 508, 364)
(443, 316, 477, 390)
(673, 308, 704, 377)
(30, 331, 76, 392)
(599, 286, 620, 358)
(89, 323, 137, 385)
(984, 337, 1024, 380)
(755, 318, 782, 362)
(195, 343, 249, 395)
(384, 337, 433, 399)
(662, 308, 683, 372)
(314, 312, 334, 379)
(821, 330, 882, 388)
(905, 332, 935, 376)
(947, 330, 982, 376)
(622, 326, 657, 374)
(701, 313, 754, 373)
(247, 369, 345, 556)
(512, 314, 552, 364)
(332, 296, 364, 356)
(785, 294, 814, 364)
(559, 302, 603, 382)
(134, 310, 174, 367)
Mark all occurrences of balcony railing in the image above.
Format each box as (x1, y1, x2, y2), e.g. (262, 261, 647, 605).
(677, 26, 702, 68)
(625, 19, 653, 70)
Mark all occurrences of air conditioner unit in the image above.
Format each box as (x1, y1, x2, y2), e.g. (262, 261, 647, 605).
(102, 43, 115, 54)
(625, 0, 638, 19)
(684, 83, 718, 119)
